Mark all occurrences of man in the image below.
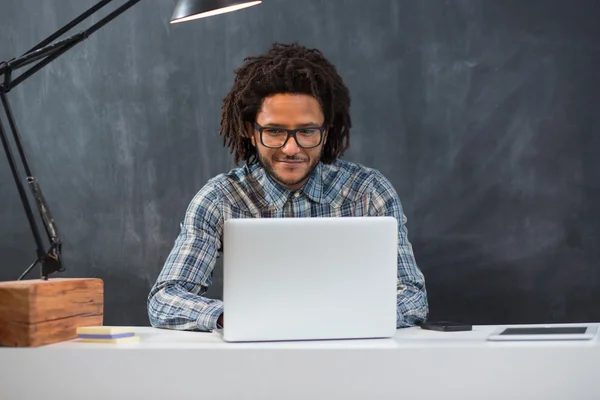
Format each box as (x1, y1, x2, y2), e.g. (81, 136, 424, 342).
(147, 42, 428, 331)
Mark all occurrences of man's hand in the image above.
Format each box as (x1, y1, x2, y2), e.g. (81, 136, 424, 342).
(217, 313, 224, 327)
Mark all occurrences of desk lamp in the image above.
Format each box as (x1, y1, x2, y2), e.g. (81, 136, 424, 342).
(0, 0, 261, 347)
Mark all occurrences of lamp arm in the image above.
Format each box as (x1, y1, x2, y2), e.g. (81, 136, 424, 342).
(22, 0, 113, 57)
(0, 0, 143, 280)
(0, 94, 46, 262)
(0, 90, 64, 280)
(2, 0, 143, 93)
(0, 34, 88, 84)
(28, 176, 63, 279)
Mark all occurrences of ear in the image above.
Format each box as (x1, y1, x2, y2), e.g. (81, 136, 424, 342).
(245, 122, 256, 147)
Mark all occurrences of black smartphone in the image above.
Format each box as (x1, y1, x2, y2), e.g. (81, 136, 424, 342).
(420, 321, 472, 332)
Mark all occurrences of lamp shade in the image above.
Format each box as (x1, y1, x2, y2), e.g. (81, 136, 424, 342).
(170, 0, 262, 23)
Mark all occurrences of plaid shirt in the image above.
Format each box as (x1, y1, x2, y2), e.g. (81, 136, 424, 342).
(147, 159, 428, 331)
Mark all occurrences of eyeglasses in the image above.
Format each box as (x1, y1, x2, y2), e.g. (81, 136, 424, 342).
(253, 122, 326, 149)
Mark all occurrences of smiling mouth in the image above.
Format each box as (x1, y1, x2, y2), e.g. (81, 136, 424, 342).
(276, 159, 305, 164)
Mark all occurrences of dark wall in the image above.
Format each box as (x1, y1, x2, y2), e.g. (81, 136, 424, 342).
(1, 0, 599, 326)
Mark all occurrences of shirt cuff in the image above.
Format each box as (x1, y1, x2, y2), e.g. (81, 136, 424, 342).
(196, 300, 224, 331)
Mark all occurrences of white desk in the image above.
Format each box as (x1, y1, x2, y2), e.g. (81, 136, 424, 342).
(1, 323, 599, 400)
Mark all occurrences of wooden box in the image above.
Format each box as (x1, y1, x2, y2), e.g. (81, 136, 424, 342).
(0, 277, 103, 347)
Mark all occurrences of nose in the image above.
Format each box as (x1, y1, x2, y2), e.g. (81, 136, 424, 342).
(281, 136, 301, 156)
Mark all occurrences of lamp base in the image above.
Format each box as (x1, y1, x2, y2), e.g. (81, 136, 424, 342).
(0, 277, 103, 347)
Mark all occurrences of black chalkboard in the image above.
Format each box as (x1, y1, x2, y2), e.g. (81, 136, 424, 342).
(1, 0, 599, 326)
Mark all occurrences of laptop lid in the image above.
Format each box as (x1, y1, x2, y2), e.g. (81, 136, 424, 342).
(220, 216, 398, 342)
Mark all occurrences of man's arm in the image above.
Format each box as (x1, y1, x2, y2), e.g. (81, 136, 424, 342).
(147, 182, 224, 331)
(369, 172, 429, 328)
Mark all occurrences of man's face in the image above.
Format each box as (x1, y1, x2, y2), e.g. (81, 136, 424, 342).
(249, 93, 327, 191)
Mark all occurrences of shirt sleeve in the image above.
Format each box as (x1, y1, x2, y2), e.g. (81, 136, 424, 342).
(369, 172, 429, 328)
(147, 181, 224, 331)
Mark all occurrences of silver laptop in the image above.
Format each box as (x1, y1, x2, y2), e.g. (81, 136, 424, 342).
(217, 216, 398, 342)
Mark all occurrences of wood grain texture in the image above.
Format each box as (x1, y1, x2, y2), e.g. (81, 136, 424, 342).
(0, 278, 103, 347)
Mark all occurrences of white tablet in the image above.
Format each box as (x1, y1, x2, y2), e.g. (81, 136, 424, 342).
(487, 325, 598, 341)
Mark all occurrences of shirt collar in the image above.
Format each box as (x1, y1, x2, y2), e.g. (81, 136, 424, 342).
(253, 161, 324, 209)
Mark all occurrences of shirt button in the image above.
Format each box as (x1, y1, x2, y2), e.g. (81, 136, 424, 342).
(294, 192, 300, 198)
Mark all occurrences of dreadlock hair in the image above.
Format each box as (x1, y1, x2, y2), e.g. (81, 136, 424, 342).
(219, 42, 352, 165)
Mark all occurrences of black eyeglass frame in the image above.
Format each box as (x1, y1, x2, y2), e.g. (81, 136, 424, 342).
(253, 122, 326, 149)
